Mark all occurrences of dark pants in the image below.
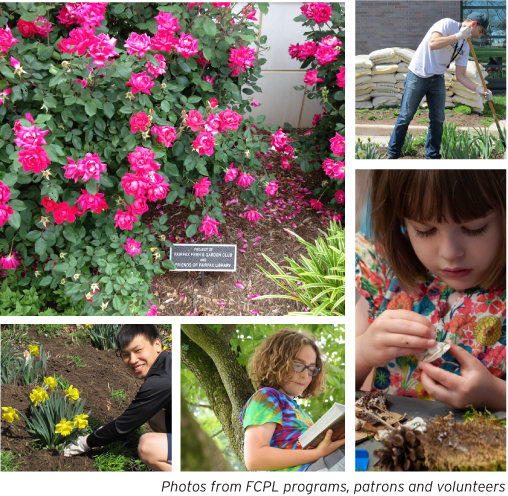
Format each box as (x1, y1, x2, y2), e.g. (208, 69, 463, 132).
(388, 70, 446, 159)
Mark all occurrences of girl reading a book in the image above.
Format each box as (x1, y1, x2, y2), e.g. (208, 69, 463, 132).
(356, 170, 506, 410)
(240, 328, 345, 472)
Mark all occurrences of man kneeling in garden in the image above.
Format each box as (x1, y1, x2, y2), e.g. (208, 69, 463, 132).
(64, 324, 172, 471)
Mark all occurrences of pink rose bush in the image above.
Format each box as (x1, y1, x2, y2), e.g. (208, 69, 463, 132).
(0, 2, 270, 316)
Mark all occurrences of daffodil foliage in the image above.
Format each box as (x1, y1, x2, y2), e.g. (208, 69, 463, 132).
(181, 323, 345, 469)
(1, 343, 48, 385)
(19, 386, 91, 448)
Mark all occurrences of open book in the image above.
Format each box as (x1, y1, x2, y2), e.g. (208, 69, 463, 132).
(299, 403, 345, 449)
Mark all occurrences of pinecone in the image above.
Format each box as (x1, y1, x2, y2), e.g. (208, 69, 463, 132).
(374, 426, 426, 471)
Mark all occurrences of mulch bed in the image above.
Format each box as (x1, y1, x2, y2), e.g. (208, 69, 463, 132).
(356, 107, 505, 128)
(1, 326, 150, 471)
(143, 132, 337, 316)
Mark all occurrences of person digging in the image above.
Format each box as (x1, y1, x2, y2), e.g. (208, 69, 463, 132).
(388, 13, 492, 159)
(64, 324, 172, 472)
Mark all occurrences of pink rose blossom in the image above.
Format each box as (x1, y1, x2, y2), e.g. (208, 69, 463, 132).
(130, 197, 149, 216)
(124, 32, 152, 58)
(146, 173, 170, 202)
(126, 71, 154, 95)
(310, 199, 323, 210)
(175, 32, 199, 59)
(87, 33, 119, 67)
(128, 147, 159, 174)
(145, 305, 158, 316)
(245, 209, 263, 224)
(337, 67, 345, 87)
(281, 156, 291, 170)
(225, 163, 239, 182)
(123, 237, 142, 258)
(75, 79, 88, 88)
(114, 206, 139, 230)
(209, 98, 218, 108)
(192, 132, 216, 156)
(236, 172, 255, 188)
(14, 125, 49, 148)
(76, 190, 108, 213)
(62, 157, 84, 183)
(151, 125, 177, 147)
(17, 19, 37, 37)
(0, 87, 12, 106)
(193, 177, 211, 199)
(58, 26, 96, 56)
(186, 110, 204, 132)
(335, 189, 345, 204)
(252, 99, 259, 107)
(203, 75, 215, 86)
(0, 25, 20, 54)
(0, 181, 10, 204)
(122, 172, 147, 198)
(204, 112, 221, 136)
(34, 16, 52, 37)
(130, 112, 151, 133)
(53, 202, 77, 224)
(235, 281, 244, 289)
(18, 145, 51, 174)
(0, 251, 20, 269)
(228, 46, 256, 74)
(321, 35, 341, 48)
(145, 53, 167, 77)
(303, 69, 323, 85)
(264, 180, 278, 196)
(80, 153, 107, 182)
(270, 129, 287, 152)
(151, 31, 178, 52)
(323, 159, 345, 180)
(330, 133, 345, 156)
(218, 109, 242, 131)
(0, 204, 13, 227)
(312, 114, 322, 126)
(199, 214, 220, 237)
(154, 11, 181, 36)
(315, 45, 338, 65)
(297, 41, 317, 60)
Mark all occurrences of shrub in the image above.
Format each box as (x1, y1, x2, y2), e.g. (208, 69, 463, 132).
(0, 2, 272, 315)
(455, 105, 472, 115)
(256, 219, 345, 316)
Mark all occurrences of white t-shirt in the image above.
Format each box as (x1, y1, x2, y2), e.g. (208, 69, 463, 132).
(409, 18, 470, 77)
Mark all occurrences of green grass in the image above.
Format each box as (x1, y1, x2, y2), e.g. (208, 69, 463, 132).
(56, 376, 70, 390)
(37, 324, 65, 337)
(455, 105, 472, 115)
(67, 355, 89, 368)
(470, 47, 506, 65)
(483, 94, 506, 120)
(0, 325, 33, 347)
(111, 388, 128, 406)
(1, 450, 24, 471)
(416, 118, 429, 123)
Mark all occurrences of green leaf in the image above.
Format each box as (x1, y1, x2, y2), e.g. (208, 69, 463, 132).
(114, 3, 125, 14)
(10, 86, 22, 104)
(186, 224, 197, 238)
(43, 95, 57, 108)
(258, 3, 269, 15)
(103, 102, 115, 119)
(160, 100, 170, 112)
(38, 46, 55, 62)
(63, 228, 77, 244)
(203, 16, 217, 37)
(85, 101, 97, 116)
(8, 199, 26, 211)
(53, 262, 69, 273)
(162, 260, 176, 270)
(0, 123, 11, 140)
(39, 276, 52, 286)
(21, 12, 39, 22)
(0, 66, 14, 79)
(1, 173, 17, 187)
(95, 117, 106, 132)
(202, 46, 212, 62)
(34, 237, 47, 257)
(334, 90, 345, 101)
(7, 210, 20, 229)
(188, 215, 200, 223)
(26, 230, 42, 242)
(187, 96, 201, 104)
(172, 141, 184, 157)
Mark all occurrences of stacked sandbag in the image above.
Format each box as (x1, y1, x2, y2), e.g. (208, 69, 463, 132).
(355, 47, 489, 112)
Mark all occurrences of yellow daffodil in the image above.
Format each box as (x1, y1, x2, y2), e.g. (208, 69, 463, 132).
(43, 376, 57, 391)
(85, 324, 92, 328)
(65, 385, 80, 402)
(28, 345, 39, 357)
(30, 386, 49, 407)
(2, 407, 19, 423)
(55, 418, 74, 437)
(169, 334, 172, 342)
(73, 414, 89, 429)
(163, 345, 167, 351)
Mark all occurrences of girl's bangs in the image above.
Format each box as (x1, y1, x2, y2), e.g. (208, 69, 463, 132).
(399, 171, 498, 225)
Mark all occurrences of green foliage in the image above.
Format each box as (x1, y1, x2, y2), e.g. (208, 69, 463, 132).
(111, 388, 128, 406)
(1, 345, 47, 386)
(441, 122, 502, 159)
(355, 138, 386, 159)
(0, 2, 272, 315)
(288, 3, 345, 213)
(454, 105, 472, 115)
(88, 323, 123, 351)
(19, 388, 91, 448)
(37, 324, 65, 337)
(93, 441, 151, 471)
(0, 450, 24, 471)
(400, 132, 418, 157)
(67, 355, 88, 368)
(0, 323, 32, 346)
(257, 220, 345, 316)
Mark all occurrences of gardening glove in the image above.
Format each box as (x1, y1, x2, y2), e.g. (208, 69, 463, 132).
(64, 435, 90, 457)
(475, 86, 493, 101)
(456, 25, 472, 40)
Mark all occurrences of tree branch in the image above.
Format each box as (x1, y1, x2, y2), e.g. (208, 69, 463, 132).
(218, 324, 236, 343)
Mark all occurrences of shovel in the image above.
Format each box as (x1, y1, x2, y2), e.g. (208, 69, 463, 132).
(467, 38, 506, 149)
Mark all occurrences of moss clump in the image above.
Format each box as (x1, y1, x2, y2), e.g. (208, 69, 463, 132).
(454, 105, 472, 115)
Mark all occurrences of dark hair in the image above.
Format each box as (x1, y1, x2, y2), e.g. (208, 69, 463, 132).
(248, 328, 326, 399)
(116, 324, 161, 350)
(370, 169, 506, 292)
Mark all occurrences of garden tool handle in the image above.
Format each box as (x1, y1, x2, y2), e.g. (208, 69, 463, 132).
(467, 39, 499, 126)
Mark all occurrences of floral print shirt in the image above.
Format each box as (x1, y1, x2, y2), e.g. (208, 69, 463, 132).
(356, 233, 506, 399)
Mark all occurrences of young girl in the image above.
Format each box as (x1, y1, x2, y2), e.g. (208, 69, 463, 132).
(356, 170, 506, 411)
(240, 328, 345, 472)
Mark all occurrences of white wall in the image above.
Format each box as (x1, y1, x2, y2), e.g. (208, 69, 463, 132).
(239, 2, 343, 128)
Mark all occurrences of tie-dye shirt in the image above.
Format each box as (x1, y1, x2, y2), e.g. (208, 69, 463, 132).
(240, 387, 314, 472)
(356, 233, 506, 399)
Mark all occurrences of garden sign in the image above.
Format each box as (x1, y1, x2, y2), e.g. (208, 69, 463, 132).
(170, 244, 237, 286)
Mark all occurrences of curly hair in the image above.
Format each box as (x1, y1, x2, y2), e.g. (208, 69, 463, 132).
(248, 328, 326, 399)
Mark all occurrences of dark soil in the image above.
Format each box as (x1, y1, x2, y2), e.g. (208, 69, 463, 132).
(1, 326, 156, 471)
(356, 107, 504, 128)
(144, 133, 338, 316)
(375, 145, 505, 160)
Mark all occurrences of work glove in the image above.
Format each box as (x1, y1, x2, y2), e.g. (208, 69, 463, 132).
(456, 26, 472, 40)
(64, 435, 90, 457)
(476, 86, 493, 101)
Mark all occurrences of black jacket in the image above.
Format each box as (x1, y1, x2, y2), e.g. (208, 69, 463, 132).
(87, 350, 172, 448)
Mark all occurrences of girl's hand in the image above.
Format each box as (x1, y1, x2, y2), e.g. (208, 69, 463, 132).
(419, 342, 506, 411)
(357, 309, 437, 369)
(315, 429, 345, 459)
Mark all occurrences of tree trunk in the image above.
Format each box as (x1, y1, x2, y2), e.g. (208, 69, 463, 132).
(181, 325, 255, 465)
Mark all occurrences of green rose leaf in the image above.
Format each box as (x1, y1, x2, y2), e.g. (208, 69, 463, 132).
(34, 237, 47, 257)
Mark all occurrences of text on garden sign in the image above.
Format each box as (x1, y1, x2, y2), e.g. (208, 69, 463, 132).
(170, 244, 237, 271)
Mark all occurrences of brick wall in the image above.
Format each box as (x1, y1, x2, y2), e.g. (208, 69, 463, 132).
(356, 1, 461, 55)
